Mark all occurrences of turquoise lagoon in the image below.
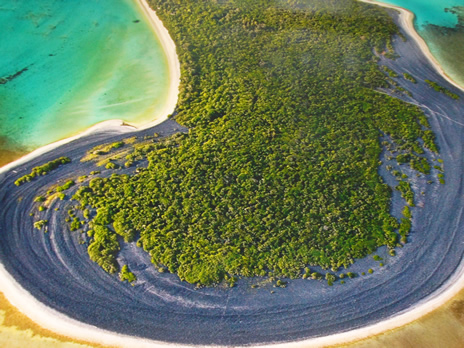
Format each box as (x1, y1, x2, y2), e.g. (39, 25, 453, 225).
(1, 0, 463, 166)
(0, 0, 170, 165)
(374, 0, 464, 87)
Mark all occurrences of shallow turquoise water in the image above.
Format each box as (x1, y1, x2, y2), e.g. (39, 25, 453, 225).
(374, 0, 464, 87)
(0, 0, 170, 158)
(374, 0, 463, 28)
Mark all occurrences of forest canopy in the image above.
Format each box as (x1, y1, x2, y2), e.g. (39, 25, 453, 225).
(28, 0, 441, 286)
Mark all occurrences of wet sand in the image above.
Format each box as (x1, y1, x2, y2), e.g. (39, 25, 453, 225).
(0, 1, 464, 348)
(360, 0, 464, 92)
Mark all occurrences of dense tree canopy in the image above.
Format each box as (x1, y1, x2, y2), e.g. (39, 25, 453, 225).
(26, 0, 443, 286)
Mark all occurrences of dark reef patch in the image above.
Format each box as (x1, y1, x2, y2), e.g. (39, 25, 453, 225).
(420, 6, 464, 87)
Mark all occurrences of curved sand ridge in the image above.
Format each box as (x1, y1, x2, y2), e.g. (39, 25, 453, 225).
(360, 0, 464, 93)
(1, 1, 464, 348)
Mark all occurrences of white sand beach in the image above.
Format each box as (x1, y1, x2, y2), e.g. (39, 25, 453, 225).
(359, 0, 464, 93)
(0, 1, 463, 348)
(0, 0, 180, 175)
(132, 0, 181, 129)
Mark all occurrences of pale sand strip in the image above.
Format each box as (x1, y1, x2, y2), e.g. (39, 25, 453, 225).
(359, 0, 464, 93)
(0, 0, 180, 175)
(0, 1, 464, 348)
(132, 0, 181, 129)
(0, 263, 177, 348)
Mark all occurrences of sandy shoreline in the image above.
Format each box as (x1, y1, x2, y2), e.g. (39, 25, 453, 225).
(132, 0, 181, 129)
(359, 0, 464, 93)
(0, 1, 463, 348)
(0, 0, 180, 175)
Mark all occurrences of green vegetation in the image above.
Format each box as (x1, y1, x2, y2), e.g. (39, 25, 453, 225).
(396, 86, 412, 98)
(410, 156, 431, 174)
(403, 72, 417, 83)
(105, 162, 118, 170)
(87, 225, 120, 274)
(14, 157, 71, 186)
(325, 273, 336, 286)
(33, 196, 45, 203)
(398, 205, 413, 244)
(82, 141, 126, 162)
(56, 180, 75, 192)
(346, 272, 356, 279)
(438, 173, 445, 185)
(396, 181, 414, 206)
(382, 65, 398, 78)
(70, 217, 82, 231)
(425, 79, 460, 100)
(33, 220, 48, 230)
(78, 175, 88, 183)
(32, 0, 441, 286)
(119, 265, 137, 283)
(402, 205, 412, 219)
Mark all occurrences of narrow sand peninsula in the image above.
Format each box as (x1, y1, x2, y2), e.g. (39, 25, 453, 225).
(359, 0, 464, 93)
(0, 1, 464, 348)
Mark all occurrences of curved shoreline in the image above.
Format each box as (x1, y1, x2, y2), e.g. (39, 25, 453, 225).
(0, 1, 463, 348)
(0, 0, 180, 175)
(360, 0, 464, 93)
(131, 0, 181, 129)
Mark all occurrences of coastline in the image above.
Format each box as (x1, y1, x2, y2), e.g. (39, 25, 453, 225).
(131, 0, 181, 129)
(359, 0, 464, 93)
(0, 1, 463, 348)
(0, 0, 180, 174)
(0, 0, 181, 346)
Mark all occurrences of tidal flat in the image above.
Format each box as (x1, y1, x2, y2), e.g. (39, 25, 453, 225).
(1, 0, 464, 347)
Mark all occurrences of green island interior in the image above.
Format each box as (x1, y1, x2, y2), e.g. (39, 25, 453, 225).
(22, 0, 453, 287)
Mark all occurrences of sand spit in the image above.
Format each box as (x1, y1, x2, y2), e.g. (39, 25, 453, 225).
(0, 0, 180, 175)
(359, 0, 464, 93)
(0, 1, 464, 348)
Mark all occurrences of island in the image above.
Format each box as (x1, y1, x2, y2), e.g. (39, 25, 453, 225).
(0, 0, 464, 347)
